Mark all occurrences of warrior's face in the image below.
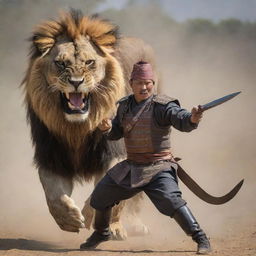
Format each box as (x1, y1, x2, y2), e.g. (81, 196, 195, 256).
(130, 79, 154, 103)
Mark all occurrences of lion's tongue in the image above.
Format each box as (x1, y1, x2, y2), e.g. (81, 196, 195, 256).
(69, 93, 83, 108)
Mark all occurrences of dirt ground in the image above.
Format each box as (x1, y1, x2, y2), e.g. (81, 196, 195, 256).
(0, 213, 255, 256)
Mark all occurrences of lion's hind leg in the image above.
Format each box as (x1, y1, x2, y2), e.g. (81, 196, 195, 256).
(82, 195, 128, 240)
(82, 195, 95, 230)
(110, 201, 128, 240)
(123, 193, 150, 236)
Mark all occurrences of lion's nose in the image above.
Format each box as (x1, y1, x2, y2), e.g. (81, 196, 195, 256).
(68, 78, 84, 89)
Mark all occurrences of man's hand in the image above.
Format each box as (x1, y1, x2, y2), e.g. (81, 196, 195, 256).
(190, 105, 204, 124)
(98, 119, 112, 132)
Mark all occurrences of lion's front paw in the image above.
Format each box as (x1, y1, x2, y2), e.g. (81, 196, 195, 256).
(48, 195, 85, 232)
(110, 221, 128, 241)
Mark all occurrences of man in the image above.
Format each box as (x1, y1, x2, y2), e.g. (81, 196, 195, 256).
(80, 61, 211, 254)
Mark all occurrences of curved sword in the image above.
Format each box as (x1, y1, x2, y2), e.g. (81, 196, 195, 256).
(176, 91, 243, 204)
(174, 159, 244, 205)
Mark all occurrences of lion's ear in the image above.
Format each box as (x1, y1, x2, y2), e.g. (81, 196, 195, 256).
(33, 36, 55, 57)
(100, 46, 115, 54)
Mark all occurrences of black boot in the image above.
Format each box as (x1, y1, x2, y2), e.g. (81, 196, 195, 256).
(173, 205, 211, 254)
(80, 208, 112, 250)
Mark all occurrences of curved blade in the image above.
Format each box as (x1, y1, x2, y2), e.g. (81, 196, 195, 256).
(176, 164, 244, 205)
(201, 91, 241, 111)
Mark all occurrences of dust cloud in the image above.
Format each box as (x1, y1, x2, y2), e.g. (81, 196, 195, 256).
(0, 0, 255, 250)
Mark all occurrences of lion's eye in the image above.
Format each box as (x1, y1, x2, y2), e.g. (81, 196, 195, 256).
(85, 59, 95, 66)
(54, 60, 66, 69)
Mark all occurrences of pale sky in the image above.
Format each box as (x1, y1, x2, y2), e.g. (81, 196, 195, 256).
(97, 0, 256, 22)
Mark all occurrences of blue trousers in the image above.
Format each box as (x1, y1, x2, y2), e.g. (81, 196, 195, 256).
(90, 169, 186, 217)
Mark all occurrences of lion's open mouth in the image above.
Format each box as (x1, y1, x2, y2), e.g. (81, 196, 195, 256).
(60, 92, 90, 114)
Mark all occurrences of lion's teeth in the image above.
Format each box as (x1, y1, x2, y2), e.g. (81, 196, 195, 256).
(68, 102, 85, 110)
(65, 92, 70, 99)
(68, 102, 75, 109)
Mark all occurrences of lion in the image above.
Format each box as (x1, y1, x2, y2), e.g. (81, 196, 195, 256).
(22, 9, 157, 238)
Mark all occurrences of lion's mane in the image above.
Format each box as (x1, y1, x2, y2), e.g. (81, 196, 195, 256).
(22, 9, 155, 181)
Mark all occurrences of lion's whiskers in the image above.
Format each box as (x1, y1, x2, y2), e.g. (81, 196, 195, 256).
(91, 86, 109, 98)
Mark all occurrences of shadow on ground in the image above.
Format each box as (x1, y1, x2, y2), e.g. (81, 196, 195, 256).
(0, 238, 195, 254)
(0, 238, 77, 252)
(93, 249, 195, 254)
